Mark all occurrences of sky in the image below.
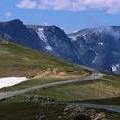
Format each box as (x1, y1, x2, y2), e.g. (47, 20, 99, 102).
(1, 0, 120, 32)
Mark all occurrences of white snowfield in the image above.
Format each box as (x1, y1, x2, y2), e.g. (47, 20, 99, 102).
(0, 77, 28, 89)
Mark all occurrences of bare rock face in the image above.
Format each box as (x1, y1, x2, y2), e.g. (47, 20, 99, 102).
(69, 27, 120, 74)
(28, 25, 78, 63)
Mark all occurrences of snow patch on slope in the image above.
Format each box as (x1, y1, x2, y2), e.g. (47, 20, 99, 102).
(112, 64, 120, 72)
(37, 27, 53, 51)
(98, 42, 104, 46)
(37, 28, 47, 42)
(69, 32, 88, 41)
(45, 45, 53, 51)
(69, 36, 77, 41)
(0, 77, 28, 89)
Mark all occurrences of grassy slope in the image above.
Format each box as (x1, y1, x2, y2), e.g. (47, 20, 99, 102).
(0, 39, 119, 105)
(3, 74, 119, 105)
(0, 75, 119, 120)
(13, 74, 119, 105)
(0, 39, 120, 119)
(0, 102, 119, 120)
(0, 39, 88, 77)
(0, 40, 120, 119)
(25, 79, 120, 101)
(80, 74, 120, 105)
(0, 39, 90, 92)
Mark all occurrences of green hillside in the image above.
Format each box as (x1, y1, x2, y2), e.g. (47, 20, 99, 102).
(0, 39, 88, 78)
(0, 39, 120, 120)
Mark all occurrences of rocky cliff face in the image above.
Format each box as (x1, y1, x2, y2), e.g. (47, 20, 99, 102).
(28, 25, 78, 63)
(0, 19, 120, 74)
(69, 27, 120, 73)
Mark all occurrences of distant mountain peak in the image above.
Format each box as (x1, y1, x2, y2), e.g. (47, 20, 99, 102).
(0, 19, 23, 26)
(9, 19, 23, 23)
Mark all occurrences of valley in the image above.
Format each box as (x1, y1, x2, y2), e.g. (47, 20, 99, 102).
(0, 20, 120, 120)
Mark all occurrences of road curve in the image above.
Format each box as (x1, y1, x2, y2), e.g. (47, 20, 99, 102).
(0, 73, 101, 100)
(0, 73, 119, 113)
(46, 102, 120, 113)
(79, 103, 120, 113)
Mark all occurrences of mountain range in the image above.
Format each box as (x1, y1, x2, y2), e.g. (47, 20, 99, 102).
(0, 19, 120, 74)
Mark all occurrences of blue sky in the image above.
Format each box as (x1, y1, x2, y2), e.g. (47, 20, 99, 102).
(1, 0, 120, 32)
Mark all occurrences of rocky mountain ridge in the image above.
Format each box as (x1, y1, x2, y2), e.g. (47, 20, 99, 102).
(0, 19, 120, 74)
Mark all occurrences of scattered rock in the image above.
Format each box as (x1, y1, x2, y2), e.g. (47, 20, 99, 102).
(62, 104, 106, 120)
(24, 95, 55, 103)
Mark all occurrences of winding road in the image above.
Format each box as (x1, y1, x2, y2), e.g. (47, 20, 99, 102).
(64, 102, 120, 113)
(80, 103, 120, 113)
(0, 73, 101, 100)
(0, 72, 120, 113)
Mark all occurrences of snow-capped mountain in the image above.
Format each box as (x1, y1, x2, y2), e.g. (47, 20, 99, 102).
(69, 27, 120, 74)
(0, 19, 120, 74)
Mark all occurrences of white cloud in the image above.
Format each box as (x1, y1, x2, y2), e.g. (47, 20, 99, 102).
(17, 0, 37, 9)
(16, 0, 120, 14)
(38, 0, 86, 11)
(5, 11, 12, 17)
(82, 0, 120, 14)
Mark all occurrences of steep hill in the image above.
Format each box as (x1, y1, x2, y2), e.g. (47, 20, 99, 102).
(0, 38, 87, 77)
